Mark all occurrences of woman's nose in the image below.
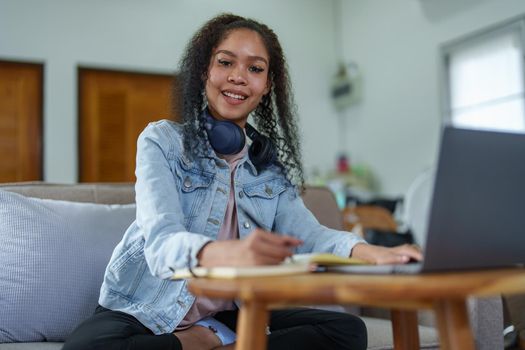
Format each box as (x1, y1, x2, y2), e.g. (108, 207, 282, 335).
(227, 68, 247, 85)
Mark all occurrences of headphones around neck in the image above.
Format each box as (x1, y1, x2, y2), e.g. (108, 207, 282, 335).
(203, 109, 276, 169)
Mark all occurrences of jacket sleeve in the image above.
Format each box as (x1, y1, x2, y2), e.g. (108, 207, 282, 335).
(134, 121, 212, 279)
(273, 186, 366, 258)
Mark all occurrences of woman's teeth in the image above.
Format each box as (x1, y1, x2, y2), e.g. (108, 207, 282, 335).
(223, 92, 246, 100)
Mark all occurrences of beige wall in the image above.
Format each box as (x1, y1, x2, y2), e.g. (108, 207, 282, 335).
(339, 0, 525, 195)
(0, 0, 340, 185)
(2, 0, 525, 195)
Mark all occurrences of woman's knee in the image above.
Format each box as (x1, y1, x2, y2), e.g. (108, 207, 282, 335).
(62, 310, 141, 350)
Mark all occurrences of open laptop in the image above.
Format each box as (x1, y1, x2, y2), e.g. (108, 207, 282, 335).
(331, 126, 525, 274)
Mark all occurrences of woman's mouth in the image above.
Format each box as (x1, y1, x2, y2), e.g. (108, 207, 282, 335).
(222, 91, 247, 101)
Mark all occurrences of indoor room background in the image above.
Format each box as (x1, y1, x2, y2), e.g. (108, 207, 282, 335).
(1, 0, 524, 197)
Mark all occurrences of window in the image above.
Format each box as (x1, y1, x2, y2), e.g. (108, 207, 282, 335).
(442, 18, 525, 132)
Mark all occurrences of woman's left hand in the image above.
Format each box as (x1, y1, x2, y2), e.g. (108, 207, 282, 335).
(351, 243, 423, 265)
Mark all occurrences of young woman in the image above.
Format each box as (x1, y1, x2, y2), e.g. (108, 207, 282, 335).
(64, 13, 421, 350)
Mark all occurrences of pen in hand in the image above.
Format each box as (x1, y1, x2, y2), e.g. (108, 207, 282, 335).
(242, 210, 303, 263)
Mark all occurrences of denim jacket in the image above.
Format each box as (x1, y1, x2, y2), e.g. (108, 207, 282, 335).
(99, 120, 365, 335)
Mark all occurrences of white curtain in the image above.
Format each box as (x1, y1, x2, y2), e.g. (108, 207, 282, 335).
(448, 29, 525, 132)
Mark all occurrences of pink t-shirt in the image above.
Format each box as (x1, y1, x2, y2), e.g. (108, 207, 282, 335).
(178, 146, 248, 328)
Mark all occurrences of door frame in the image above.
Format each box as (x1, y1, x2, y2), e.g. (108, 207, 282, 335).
(77, 66, 177, 182)
(0, 59, 44, 182)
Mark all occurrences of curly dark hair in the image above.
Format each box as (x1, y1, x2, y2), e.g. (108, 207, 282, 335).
(174, 13, 303, 189)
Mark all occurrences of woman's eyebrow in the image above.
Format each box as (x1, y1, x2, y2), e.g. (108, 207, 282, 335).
(216, 49, 268, 65)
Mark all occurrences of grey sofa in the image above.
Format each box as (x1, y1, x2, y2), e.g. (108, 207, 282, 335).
(0, 182, 505, 349)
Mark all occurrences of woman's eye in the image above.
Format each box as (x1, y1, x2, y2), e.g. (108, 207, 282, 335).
(218, 59, 231, 66)
(249, 66, 264, 73)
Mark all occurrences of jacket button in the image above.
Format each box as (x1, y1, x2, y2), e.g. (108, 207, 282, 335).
(265, 186, 273, 196)
(183, 177, 192, 188)
(243, 221, 251, 229)
(238, 191, 244, 198)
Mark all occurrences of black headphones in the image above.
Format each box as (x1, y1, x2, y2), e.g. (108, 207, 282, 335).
(203, 109, 276, 170)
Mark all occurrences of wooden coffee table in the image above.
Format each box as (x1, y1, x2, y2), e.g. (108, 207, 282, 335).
(188, 268, 525, 350)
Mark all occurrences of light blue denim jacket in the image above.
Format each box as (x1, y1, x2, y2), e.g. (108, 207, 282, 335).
(99, 119, 365, 334)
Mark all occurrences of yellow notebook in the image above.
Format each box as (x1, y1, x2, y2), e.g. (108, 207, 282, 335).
(291, 253, 367, 266)
(171, 253, 367, 279)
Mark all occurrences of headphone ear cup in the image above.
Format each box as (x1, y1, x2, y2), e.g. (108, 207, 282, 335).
(204, 113, 246, 155)
(249, 135, 276, 168)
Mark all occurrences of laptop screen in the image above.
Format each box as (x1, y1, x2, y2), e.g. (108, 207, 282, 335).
(423, 126, 525, 271)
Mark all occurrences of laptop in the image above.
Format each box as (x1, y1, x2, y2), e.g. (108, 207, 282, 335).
(331, 126, 525, 274)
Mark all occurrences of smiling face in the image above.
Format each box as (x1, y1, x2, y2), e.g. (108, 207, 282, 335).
(205, 28, 271, 127)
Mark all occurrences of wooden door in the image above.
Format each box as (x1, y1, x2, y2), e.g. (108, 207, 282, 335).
(0, 60, 43, 182)
(79, 68, 179, 182)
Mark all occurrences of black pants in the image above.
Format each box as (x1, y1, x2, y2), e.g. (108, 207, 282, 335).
(63, 305, 367, 350)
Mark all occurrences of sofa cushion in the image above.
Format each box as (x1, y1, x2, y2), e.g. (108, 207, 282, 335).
(0, 190, 135, 343)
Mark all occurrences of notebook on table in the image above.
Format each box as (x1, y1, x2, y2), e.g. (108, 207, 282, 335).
(331, 126, 525, 274)
(170, 253, 367, 279)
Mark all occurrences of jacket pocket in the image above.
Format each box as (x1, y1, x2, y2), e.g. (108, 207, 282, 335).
(243, 178, 286, 199)
(107, 238, 178, 302)
(110, 237, 144, 272)
(107, 239, 149, 299)
(175, 160, 214, 228)
(243, 178, 287, 230)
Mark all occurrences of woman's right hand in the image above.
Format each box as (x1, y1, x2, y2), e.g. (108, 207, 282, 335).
(197, 229, 303, 267)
